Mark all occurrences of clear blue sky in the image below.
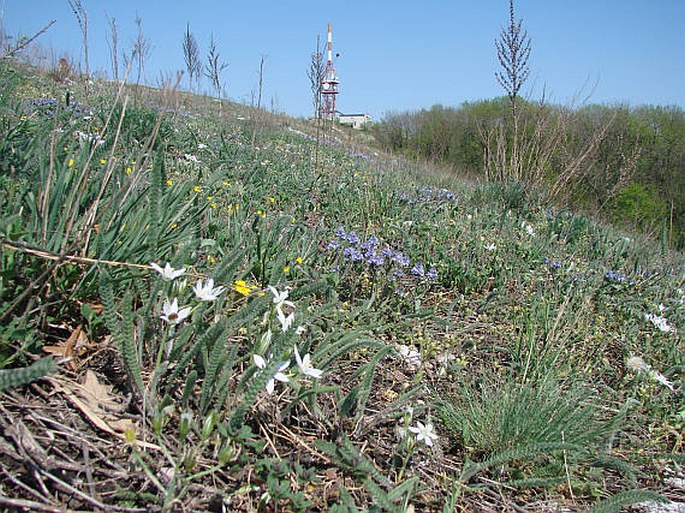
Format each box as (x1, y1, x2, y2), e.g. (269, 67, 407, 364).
(3, 1, 684, 120)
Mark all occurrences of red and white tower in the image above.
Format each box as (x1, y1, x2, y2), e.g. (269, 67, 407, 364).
(320, 22, 339, 121)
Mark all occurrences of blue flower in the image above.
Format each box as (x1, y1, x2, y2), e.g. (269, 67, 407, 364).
(335, 226, 347, 239)
(342, 247, 363, 261)
(345, 231, 360, 245)
(411, 263, 425, 278)
(426, 267, 439, 281)
(326, 240, 340, 251)
(393, 252, 411, 267)
(605, 270, 626, 282)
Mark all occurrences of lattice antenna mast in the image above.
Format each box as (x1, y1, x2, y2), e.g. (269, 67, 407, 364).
(320, 22, 339, 121)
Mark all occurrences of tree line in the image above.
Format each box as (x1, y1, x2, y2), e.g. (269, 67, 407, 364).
(372, 99, 685, 248)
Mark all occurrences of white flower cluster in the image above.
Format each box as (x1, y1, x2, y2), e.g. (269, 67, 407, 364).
(252, 286, 323, 395)
(150, 262, 226, 325)
(645, 312, 677, 333)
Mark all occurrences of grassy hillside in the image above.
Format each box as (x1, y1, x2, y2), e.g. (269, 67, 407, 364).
(0, 62, 683, 512)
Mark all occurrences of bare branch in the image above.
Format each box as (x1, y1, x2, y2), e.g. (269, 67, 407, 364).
(1, 19, 56, 60)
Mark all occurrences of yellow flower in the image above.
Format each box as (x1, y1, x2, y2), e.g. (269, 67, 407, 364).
(68, 159, 74, 168)
(296, 257, 303, 265)
(93, 126, 99, 131)
(256, 209, 265, 218)
(126, 167, 132, 175)
(208, 255, 216, 264)
(100, 159, 106, 165)
(166, 179, 173, 186)
(223, 181, 231, 187)
(210, 203, 217, 209)
(233, 280, 251, 296)
(283, 266, 290, 274)
(268, 196, 275, 204)
(170, 223, 178, 230)
(20, 115, 26, 122)
(193, 185, 202, 193)
(290, 217, 296, 224)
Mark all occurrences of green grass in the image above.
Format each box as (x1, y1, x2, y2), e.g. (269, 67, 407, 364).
(0, 60, 683, 512)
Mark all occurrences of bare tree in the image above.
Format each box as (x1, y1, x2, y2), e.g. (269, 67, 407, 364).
(182, 23, 201, 93)
(203, 34, 228, 113)
(132, 13, 151, 87)
(306, 36, 326, 171)
(67, 0, 89, 88)
(307, 36, 325, 120)
(495, 0, 531, 180)
(106, 14, 119, 81)
(251, 55, 266, 149)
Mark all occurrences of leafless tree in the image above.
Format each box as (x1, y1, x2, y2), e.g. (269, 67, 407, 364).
(251, 55, 266, 148)
(182, 23, 201, 93)
(203, 34, 228, 112)
(67, 0, 89, 88)
(307, 36, 326, 120)
(495, 0, 531, 180)
(106, 13, 119, 81)
(306, 36, 326, 170)
(132, 13, 151, 87)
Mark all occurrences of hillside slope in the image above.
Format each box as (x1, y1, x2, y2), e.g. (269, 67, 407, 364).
(0, 62, 683, 512)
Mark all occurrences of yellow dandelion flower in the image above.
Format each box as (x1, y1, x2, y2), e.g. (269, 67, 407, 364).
(126, 167, 132, 175)
(290, 217, 296, 224)
(210, 203, 217, 209)
(68, 159, 74, 168)
(193, 186, 202, 193)
(223, 181, 231, 187)
(100, 158, 106, 165)
(166, 179, 173, 186)
(208, 255, 216, 264)
(296, 257, 303, 265)
(268, 196, 275, 204)
(233, 280, 251, 296)
(283, 266, 290, 274)
(171, 223, 178, 230)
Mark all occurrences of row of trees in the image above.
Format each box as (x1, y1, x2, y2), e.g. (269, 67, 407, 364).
(373, 100, 685, 247)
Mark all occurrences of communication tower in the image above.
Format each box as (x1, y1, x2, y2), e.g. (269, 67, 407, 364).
(320, 23, 339, 121)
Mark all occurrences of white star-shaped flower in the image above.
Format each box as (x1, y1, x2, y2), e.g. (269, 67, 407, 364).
(276, 307, 295, 333)
(408, 421, 439, 447)
(267, 285, 295, 310)
(160, 298, 192, 325)
(294, 345, 323, 379)
(193, 278, 226, 301)
(253, 354, 290, 395)
(150, 262, 186, 281)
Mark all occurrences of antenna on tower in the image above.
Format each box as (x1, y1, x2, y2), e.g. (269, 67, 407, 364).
(320, 22, 339, 121)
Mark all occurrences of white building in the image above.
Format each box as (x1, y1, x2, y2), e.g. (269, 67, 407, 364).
(339, 113, 372, 129)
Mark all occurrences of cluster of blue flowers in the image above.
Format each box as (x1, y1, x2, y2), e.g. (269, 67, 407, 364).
(327, 227, 438, 283)
(543, 257, 563, 269)
(26, 98, 93, 118)
(604, 270, 626, 283)
(396, 187, 457, 206)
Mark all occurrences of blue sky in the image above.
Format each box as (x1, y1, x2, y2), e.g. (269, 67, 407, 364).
(3, 1, 684, 120)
